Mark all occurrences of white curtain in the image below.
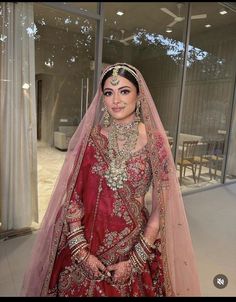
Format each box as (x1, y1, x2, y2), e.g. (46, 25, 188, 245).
(0, 2, 38, 230)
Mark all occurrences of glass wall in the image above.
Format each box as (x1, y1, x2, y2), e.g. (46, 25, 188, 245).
(177, 2, 236, 192)
(225, 3, 236, 184)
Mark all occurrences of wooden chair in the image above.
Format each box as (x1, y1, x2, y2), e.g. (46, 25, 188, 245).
(177, 140, 199, 185)
(194, 140, 225, 181)
(211, 140, 225, 179)
(193, 141, 214, 182)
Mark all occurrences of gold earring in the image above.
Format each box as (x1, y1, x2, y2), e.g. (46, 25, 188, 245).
(135, 100, 141, 122)
(103, 106, 111, 127)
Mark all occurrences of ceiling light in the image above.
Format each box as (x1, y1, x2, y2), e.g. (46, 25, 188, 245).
(116, 10, 124, 16)
(166, 27, 172, 33)
(205, 24, 211, 28)
(22, 83, 30, 89)
(219, 8, 228, 15)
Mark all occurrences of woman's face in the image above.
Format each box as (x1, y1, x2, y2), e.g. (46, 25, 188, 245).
(103, 75, 138, 124)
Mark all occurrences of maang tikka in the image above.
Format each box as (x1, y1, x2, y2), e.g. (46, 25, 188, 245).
(110, 67, 120, 86)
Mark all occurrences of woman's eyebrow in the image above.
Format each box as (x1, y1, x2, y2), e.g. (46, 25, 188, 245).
(103, 87, 113, 91)
(118, 86, 131, 90)
(104, 85, 131, 91)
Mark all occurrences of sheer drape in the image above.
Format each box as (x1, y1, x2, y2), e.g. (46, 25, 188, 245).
(0, 2, 38, 230)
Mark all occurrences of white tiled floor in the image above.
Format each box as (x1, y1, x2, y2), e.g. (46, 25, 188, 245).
(184, 182, 236, 296)
(0, 232, 37, 296)
(1, 182, 236, 296)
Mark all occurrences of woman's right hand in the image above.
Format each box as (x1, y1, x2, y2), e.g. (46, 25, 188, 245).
(81, 254, 110, 279)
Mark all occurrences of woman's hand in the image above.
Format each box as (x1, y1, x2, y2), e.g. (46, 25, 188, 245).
(106, 260, 132, 284)
(81, 254, 109, 279)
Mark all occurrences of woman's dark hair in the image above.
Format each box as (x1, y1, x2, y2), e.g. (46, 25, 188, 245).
(101, 65, 139, 94)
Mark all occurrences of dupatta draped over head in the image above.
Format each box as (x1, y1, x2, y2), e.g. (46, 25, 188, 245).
(21, 63, 201, 296)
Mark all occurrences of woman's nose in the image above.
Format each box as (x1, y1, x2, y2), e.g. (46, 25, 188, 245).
(112, 92, 121, 104)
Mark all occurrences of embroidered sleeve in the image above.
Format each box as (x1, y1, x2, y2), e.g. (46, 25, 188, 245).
(66, 191, 84, 224)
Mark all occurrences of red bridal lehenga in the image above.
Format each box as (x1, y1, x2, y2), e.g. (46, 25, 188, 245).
(47, 126, 166, 297)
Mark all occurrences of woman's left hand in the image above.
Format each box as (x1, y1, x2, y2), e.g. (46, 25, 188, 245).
(106, 260, 132, 285)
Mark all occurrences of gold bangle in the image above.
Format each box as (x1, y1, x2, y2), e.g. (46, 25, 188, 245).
(131, 250, 145, 269)
(130, 253, 144, 273)
(140, 233, 156, 249)
(71, 242, 88, 256)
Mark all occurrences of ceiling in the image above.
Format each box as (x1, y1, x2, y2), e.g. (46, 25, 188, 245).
(34, 2, 236, 44)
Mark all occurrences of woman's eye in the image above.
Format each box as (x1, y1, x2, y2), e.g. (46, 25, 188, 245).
(121, 89, 130, 95)
(104, 91, 112, 96)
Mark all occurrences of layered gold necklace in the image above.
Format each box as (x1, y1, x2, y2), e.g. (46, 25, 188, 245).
(105, 120, 139, 191)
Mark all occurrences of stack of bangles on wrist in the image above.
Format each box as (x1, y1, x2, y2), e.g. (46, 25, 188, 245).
(129, 233, 156, 273)
(67, 225, 90, 263)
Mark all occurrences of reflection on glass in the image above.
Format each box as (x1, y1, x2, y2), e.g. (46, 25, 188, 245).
(103, 2, 236, 191)
(33, 3, 97, 223)
(179, 2, 236, 191)
(65, 2, 98, 13)
(33, 3, 96, 147)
